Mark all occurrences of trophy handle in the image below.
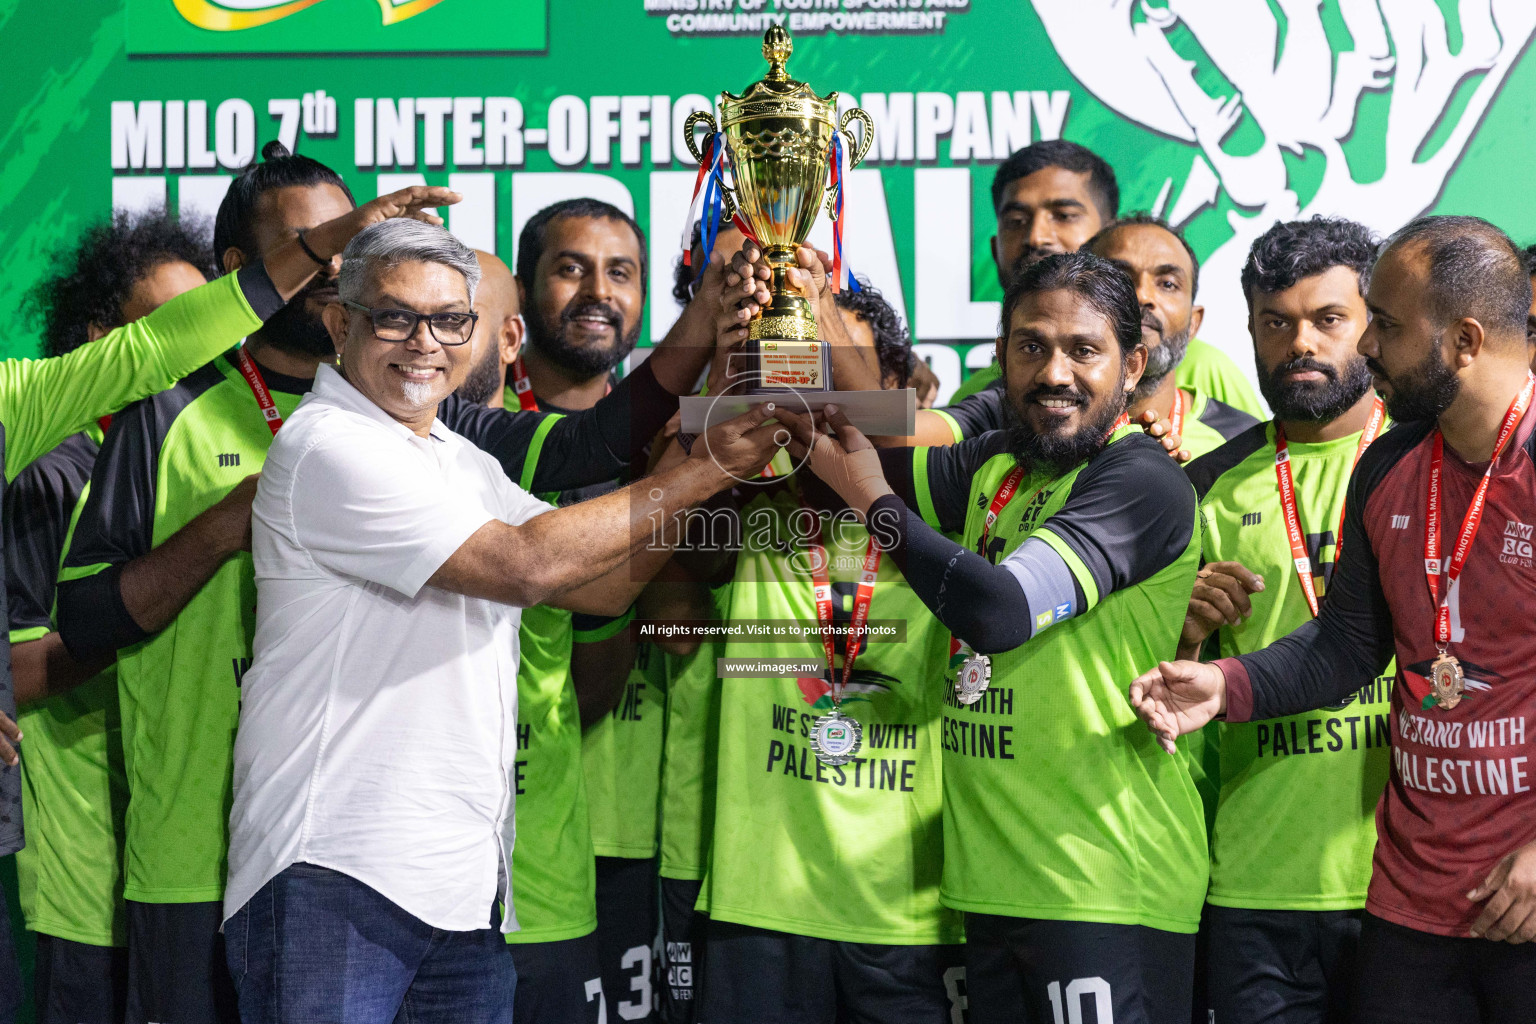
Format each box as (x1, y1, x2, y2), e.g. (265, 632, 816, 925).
(683, 110, 719, 165)
(839, 108, 875, 169)
(684, 110, 739, 222)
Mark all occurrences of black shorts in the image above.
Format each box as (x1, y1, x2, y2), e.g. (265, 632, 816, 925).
(1353, 911, 1536, 1024)
(506, 930, 605, 1024)
(660, 877, 705, 1024)
(125, 900, 238, 1024)
(1203, 905, 1362, 1024)
(594, 856, 660, 1023)
(702, 917, 965, 1024)
(964, 913, 1195, 1024)
(34, 934, 129, 1024)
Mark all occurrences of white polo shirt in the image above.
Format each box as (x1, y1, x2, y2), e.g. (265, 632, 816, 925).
(223, 363, 551, 933)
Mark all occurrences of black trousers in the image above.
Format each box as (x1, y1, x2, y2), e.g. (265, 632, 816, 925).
(506, 930, 605, 1024)
(594, 856, 660, 1024)
(702, 917, 964, 1024)
(34, 934, 129, 1024)
(125, 900, 237, 1024)
(1353, 911, 1536, 1024)
(965, 912, 1195, 1024)
(1204, 905, 1361, 1024)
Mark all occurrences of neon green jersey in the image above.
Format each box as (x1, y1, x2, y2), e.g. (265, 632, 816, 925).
(1188, 421, 1393, 910)
(1178, 338, 1264, 419)
(58, 353, 310, 903)
(6, 430, 126, 946)
(581, 621, 666, 860)
(658, 637, 722, 882)
(0, 273, 265, 859)
(701, 484, 963, 945)
(1179, 387, 1260, 462)
(506, 601, 597, 943)
(912, 428, 1208, 932)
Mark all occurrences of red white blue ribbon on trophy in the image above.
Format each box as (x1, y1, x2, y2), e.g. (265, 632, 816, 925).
(681, 132, 756, 282)
(828, 130, 860, 293)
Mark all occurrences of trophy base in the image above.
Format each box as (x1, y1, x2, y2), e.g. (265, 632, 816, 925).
(679, 387, 917, 438)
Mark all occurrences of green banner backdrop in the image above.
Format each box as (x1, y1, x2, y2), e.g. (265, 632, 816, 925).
(5, 0, 1536, 404)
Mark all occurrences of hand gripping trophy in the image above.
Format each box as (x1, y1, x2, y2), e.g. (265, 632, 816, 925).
(678, 28, 913, 435)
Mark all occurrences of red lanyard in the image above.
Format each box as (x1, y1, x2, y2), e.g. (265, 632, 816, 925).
(1169, 388, 1186, 442)
(946, 411, 1129, 658)
(510, 355, 539, 412)
(235, 348, 284, 436)
(510, 355, 611, 413)
(1425, 375, 1534, 646)
(1273, 396, 1385, 617)
(802, 501, 881, 704)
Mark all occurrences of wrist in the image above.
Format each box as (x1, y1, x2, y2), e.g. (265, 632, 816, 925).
(856, 479, 895, 519)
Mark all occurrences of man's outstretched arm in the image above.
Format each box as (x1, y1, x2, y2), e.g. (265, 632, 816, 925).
(1130, 465, 1396, 751)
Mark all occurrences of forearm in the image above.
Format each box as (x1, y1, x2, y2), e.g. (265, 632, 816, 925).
(870, 494, 1036, 654)
(644, 299, 716, 396)
(1221, 614, 1389, 722)
(526, 359, 679, 492)
(437, 457, 731, 608)
(816, 294, 882, 392)
(9, 633, 113, 705)
(58, 502, 241, 663)
(120, 509, 243, 635)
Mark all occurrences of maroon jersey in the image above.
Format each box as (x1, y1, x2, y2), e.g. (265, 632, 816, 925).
(1220, 401, 1536, 937)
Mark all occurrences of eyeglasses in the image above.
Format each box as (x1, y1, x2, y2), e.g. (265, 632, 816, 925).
(343, 301, 479, 346)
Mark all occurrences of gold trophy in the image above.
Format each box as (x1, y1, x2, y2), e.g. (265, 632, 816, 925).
(684, 27, 874, 396)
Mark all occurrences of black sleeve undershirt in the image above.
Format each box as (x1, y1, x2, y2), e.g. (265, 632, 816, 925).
(1231, 423, 1422, 720)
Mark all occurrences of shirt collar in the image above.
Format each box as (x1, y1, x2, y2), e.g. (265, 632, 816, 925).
(311, 363, 454, 444)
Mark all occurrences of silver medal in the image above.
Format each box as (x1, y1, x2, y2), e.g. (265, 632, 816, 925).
(954, 653, 992, 705)
(809, 707, 863, 766)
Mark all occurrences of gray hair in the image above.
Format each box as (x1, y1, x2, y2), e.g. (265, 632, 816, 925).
(337, 219, 481, 306)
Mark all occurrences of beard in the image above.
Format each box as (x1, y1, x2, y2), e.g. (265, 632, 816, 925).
(255, 277, 337, 360)
(1002, 372, 1129, 475)
(1132, 312, 1192, 402)
(1367, 338, 1461, 422)
(525, 296, 640, 378)
(1259, 354, 1374, 422)
(455, 341, 506, 406)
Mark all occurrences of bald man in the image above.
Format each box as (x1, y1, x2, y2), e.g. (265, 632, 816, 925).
(455, 251, 524, 406)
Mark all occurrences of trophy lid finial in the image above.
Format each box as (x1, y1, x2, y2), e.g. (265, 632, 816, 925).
(762, 26, 792, 82)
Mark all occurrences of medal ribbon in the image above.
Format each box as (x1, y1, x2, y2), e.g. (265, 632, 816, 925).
(508, 355, 611, 414)
(510, 355, 539, 412)
(1273, 395, 1385, 617)
(1425, 374, 1535, 647)
(1168, 388, 1186, 444)
(236, 347, 285, 436)
(801, 501, 881, 707)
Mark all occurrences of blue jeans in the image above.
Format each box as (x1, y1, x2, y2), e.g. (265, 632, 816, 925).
(224, 862, 516, 1024)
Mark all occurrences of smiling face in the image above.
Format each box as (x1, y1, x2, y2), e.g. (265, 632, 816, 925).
(1090, 223, 1200, 400)
(1250, 264, 1374, 422)
(1358, 243, 1463, 422)
(996, 287, 1145, 471)
(525, 214, 645, 378)
(991, 167, 1106, 288)
(327, 260, 476, 434)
